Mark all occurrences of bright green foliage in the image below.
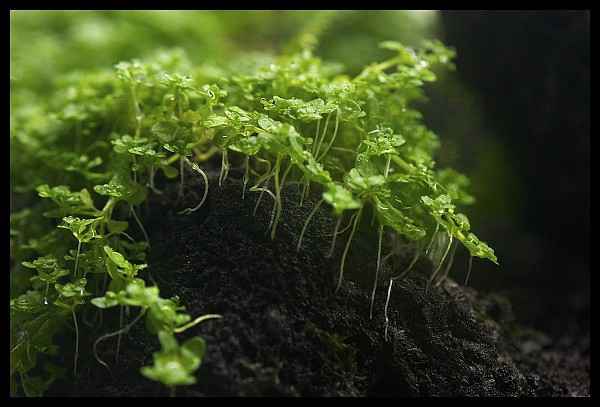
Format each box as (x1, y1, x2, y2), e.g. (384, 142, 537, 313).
(59, 216, 103, 244)
(10, 28, 496, 396)
(141, 331, 207, 387)
(92, 277, 194, 334)
(323, 184, 362, 215)
(91, 276, 220, 388)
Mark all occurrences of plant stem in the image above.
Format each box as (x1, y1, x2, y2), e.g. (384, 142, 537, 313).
(148, 165, 162, 194)
(194, 146, 220, 162)
(392, 246, 420, 281)
(130, 204, 150, 245)
(279, 161, 293, 193)
(252, 173, 274, 216)
(74, 240, 82, 278)
(311, 118, 321, 156)
(72, 309, 79, 377)
(132, 156, 138, 185)
(219, 150, 229, 187)
(436, 240, 457, 287)
(314, 112, 331, 158)
(242, 156, 250, 200)
(271, 160, 293, 234)
(299, 178, 310, 207)
(426, 234, 453, 293)
(250, 186, 278, 229)
(317, 108, 340, 161)
(464, 255, 474, 286)
(390, 155, 414, 173)
(369, 153, 393, 318)
(94, 310, 146, 372)
(335, 206, 363, 293)
(165, 153, 180, 166)
(173, 314, 222, 333)
(369, 225, 384, 320)
(270, 155, 283, 239)
(425, 223, 439, 257)
(384, 278, 394, 341)
(325, 214, 355, 237)
(297, 198, 324, 252)
(115, 305, 124, 364)
(384, 154, 392, 177)
(178, 158, 209, 215)
(326, 216, 343, 258)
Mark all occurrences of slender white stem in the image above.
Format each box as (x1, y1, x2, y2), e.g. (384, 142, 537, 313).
(311, 118, 321, 155)
(326, 216, 344, 258)
(392, 248, 421, 281)
(242, 156, 250, 200)
(279, 161, 293, 193)
(74, 240, 82, 278)
(271, 156, 291, 239)
(436, 240, 457, 287)
(317, 109, 340, 161)
(253, 174, 274, 216)
(219, 150, 229, 187)
(464, 255, 474, 286)
(384, 279, 394, 341)
(369, 153, 392, 318)
(381, 250, 395, 266)
(94, 310, 145, 372)
(297, 199, 324, 252)
(426, 234, 453, 293)
(369, 225, 385, 320)
(178, 158, 209, 215)
(335, 207, 363, 293)
(173, 314, 222, 333)
(119, 232, 136, 243)
(148, 165, 162, 194)
(425, 223, 439, 257)
(314, 112, 331, 158)
(250, 186, 278, 230)
(384, 154, 391, 177)
(299, 179, 310, 207)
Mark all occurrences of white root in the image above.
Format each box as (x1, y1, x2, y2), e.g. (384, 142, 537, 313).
(178, 158, 209, 215)
(297, 199, 324, 252)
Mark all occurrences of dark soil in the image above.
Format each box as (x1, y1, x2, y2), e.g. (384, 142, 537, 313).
(47, 171, 590, 397)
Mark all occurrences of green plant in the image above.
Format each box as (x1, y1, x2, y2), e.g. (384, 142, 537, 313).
(10, 36, 496, 396)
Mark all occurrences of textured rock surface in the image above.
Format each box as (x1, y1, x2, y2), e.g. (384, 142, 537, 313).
(47, 174, 590, 397)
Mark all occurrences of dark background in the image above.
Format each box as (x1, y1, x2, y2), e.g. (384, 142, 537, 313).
(435, 11, 590, 341)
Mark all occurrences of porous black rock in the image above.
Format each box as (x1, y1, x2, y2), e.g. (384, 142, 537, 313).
(47, 173, 589, 397)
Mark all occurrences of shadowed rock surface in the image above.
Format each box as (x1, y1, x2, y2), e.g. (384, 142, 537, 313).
(47, 173, 590, 397)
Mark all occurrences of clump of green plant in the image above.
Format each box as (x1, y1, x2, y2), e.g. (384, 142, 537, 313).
(10, 38, 496, 396)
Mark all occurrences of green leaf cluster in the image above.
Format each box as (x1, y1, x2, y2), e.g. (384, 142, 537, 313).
(10, 36, 496, 396)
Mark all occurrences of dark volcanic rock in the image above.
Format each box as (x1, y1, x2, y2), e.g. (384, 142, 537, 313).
(47, 173, 590, 397)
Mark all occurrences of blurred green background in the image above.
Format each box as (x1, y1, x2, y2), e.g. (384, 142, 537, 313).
(10, 10, 589, 342)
